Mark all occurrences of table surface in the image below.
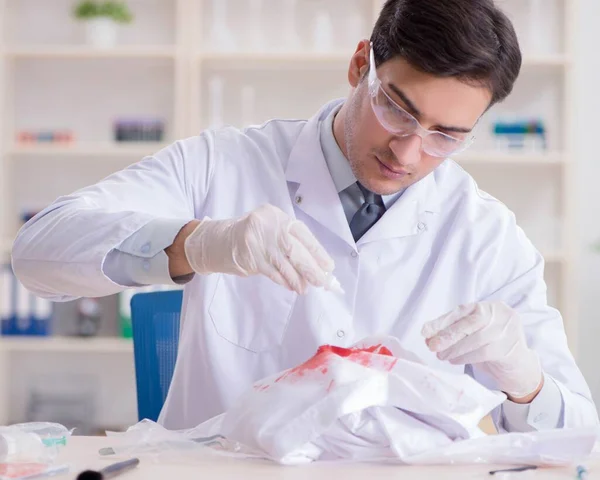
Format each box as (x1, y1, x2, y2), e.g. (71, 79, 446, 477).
(47, 436, 598, 479)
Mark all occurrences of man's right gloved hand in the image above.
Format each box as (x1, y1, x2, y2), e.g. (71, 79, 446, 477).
(184, 204, 341, 295)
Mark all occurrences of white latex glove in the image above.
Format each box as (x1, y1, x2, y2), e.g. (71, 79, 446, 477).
(184, 204, 343, 295)
(421, 301, 543, 399)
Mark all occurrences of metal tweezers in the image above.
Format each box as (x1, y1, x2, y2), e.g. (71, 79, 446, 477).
(489, 465, 538, 475)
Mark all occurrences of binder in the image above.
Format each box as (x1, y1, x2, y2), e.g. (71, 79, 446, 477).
(0, 264, 52, 336)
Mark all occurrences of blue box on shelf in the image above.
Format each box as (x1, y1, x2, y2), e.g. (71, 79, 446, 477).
(492, 119, 547, 151)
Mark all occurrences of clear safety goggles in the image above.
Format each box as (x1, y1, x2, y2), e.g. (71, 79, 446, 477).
(367, 43, 475, 158)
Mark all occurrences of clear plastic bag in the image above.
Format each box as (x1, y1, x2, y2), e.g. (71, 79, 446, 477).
(105, 419, 250, 464)
(0, 463, 69, 480)
(0, 422, 72, 464)
(403, 426, 599, 466)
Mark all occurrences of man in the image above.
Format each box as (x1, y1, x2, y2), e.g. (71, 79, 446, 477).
(12, 0, 598, 431)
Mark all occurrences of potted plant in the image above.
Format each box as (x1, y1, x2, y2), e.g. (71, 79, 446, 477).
(73, 1, 133, 49)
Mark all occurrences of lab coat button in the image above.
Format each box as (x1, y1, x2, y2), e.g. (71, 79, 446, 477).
(295, 195, 303, 204)
(417, 222, 426, 231)
(351, 251, 358, 258)
(140, 242, 151, 253)
(532, 412, 547, 424)
(337, 330, 345, 338)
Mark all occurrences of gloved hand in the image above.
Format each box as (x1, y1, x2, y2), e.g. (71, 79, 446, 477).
(184, 204, 342, 295)
(421, 301, 543, 399)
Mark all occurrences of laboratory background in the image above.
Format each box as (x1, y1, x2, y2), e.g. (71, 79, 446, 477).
(0, 0, 597, 435)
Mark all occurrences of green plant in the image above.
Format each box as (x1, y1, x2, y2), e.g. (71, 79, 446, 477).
(73, 1, 133, 24)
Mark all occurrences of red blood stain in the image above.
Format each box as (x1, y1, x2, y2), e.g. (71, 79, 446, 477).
(322, 344, 393, 358)
(385, 358, 398, 372)
(274, 344, 394, 384)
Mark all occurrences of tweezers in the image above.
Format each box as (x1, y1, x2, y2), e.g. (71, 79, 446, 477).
(489, 465, 538, 475)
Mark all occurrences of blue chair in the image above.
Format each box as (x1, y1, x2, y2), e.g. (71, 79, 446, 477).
(130, 289, 183, 422)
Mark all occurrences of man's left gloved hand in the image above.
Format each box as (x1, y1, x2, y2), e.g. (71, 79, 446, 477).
(422, 301, 543, 401)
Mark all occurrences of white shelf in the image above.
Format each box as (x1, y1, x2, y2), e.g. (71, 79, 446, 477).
(7, 142, 169, 157)
(0, 49, 568, 66)
(199, 51, 351, 68)
(3, 46, 177, 59)
(1, 239, 12, 257)
(454, 152, 565, 165)
(522, 55, 571, 67)
(196, 52, 570, 69)
(544, 251, 567, 264)
(0, 336, 133, 354)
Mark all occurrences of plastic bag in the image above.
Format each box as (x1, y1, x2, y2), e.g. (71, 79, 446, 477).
(403, 427, 599, 466)
(105, 419, 244, 464)
(0, 463, 69, 480)
(0, 423, 72, 464)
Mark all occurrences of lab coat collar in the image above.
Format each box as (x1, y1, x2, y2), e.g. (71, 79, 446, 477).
(286, 99, 345, 185)
(286, 99, 441, 246)
(286, 99, 356, 247)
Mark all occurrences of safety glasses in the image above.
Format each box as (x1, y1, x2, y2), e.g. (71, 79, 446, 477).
(367, 43, 475, 158)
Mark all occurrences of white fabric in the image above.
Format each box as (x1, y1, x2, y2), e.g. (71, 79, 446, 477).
(501, 374, 563, 432)
(184, 204, 341, 295)
(103, 218, 189, 287)
(422, 301, 543, 398)
(191, 336, 505, 464)
(11, 99, 598, 432)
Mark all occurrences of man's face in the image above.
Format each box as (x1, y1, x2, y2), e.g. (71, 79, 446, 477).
(338, 41, 493, 196)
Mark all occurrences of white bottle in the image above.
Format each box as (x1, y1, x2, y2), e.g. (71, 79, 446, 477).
(345, 10, 365, 48)
(241, 85, 256, 127)
(528, 0, 544, 55)
(208, 0, 237, 52)
(282, 0, 302, 52)
(209, 76, 225, 129)
(0, 430, 46, 463)
(248, 0, 265, 52)
(312, 10, 334, 53)
(0, 267, 10, 324)
(15, 282, 31, 332)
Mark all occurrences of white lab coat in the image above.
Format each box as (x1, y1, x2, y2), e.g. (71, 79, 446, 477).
(12, 100, 598, 431)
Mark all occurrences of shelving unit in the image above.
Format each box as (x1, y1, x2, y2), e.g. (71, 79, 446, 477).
(198, 52, 351, 63)
(0, 0, 578, 428)
(3, 45, 178, 59)
(522, 55, 571, 67)
(455, 151, 565, 165)
(6, 142, 170, 157)
(0, 336, 133, 354)
(195, 53, 572, 67)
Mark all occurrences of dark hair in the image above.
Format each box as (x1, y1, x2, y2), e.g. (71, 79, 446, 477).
(370, 0, 521, 106)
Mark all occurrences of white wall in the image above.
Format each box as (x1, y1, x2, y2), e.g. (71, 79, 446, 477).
(574, 0, 600, 404)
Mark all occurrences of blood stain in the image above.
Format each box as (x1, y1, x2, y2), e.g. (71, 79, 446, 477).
(274, 344, 394, 383)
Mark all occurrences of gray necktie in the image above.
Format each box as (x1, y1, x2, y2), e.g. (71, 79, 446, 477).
(349, 183, 386, 241)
